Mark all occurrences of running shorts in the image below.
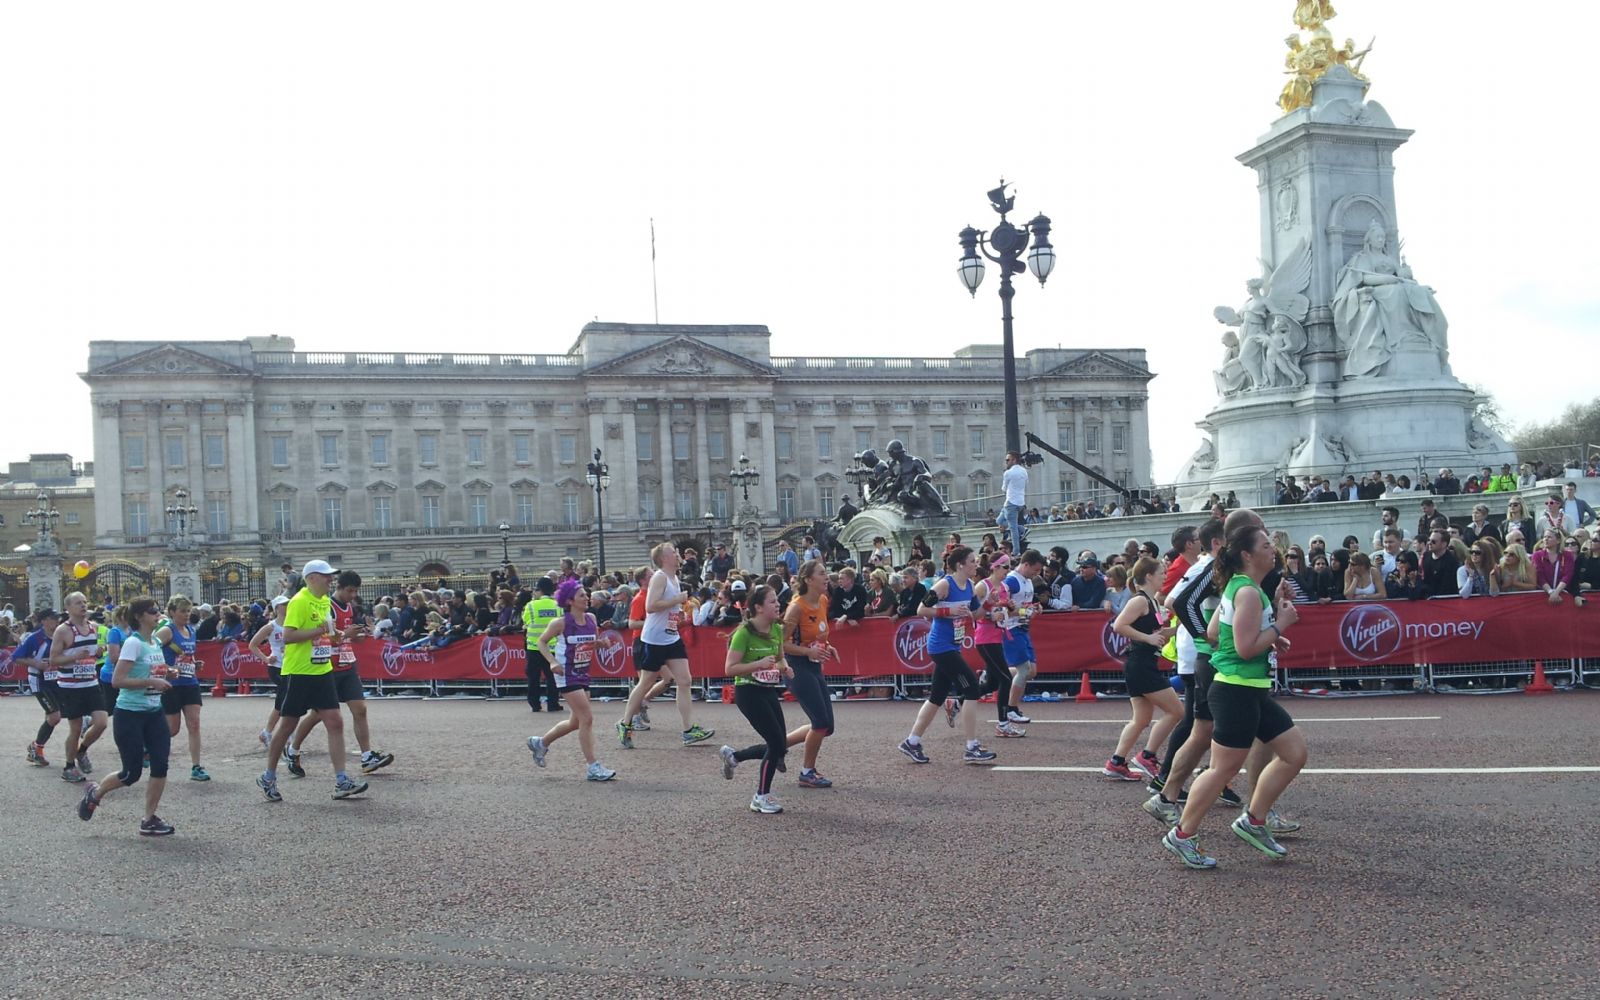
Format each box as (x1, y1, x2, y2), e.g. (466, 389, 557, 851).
(1207, 680, 1294, 750)
(279, 673, 339, 718)
(332, 669, 366, 703)
(161, 684, 204, 713)
(55, 685, 104, 719)
(1001, 630, 1035, 667)
(638, 639, 687, 672)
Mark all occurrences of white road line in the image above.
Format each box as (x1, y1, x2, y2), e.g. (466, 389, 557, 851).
(992, 765, 1600, 775)
(1024, 715, 1441, 724)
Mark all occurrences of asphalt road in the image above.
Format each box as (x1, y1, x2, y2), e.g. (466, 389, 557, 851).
(3, 689, 1596, 999)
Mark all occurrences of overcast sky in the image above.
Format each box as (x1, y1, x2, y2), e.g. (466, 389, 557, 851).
(2, 2, 1592, 481)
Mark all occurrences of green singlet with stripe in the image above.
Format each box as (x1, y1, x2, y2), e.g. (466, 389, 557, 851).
(1211, 573, 1274, 688)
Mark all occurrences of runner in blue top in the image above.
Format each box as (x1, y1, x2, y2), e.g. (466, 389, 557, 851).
(154, 596, 209, 782)
(19, 610, 61, 766)
(98, 619, 126, 736)
(897, 546, 997, 766)
(526, 580, 617, 782)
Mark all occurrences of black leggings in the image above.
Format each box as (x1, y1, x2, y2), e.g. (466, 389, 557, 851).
(974, 644, 1013, 721)
(526, 650, 560, 710)
(927, 650, 981, 705)
(733, 684, 787, 795)
(1160, 674, 1197, 778)
(113, 707, 170, 785)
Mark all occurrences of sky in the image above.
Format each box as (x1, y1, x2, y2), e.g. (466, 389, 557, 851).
(2, 2, 1594, 482)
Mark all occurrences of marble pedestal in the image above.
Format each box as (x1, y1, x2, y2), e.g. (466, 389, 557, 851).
(838, 508, 959, 568)
(27, 554, 62, 614)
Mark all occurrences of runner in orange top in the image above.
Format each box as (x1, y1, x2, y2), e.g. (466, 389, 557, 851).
(780, 560, 841, 788)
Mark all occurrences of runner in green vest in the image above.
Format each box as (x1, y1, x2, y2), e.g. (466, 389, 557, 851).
(523, 577, 562, 713)
(1162, 523, 1307, 870)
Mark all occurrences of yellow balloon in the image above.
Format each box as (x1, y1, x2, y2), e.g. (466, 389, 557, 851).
(73, 560, 91, 579)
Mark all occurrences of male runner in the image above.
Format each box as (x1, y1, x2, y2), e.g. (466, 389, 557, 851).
(285, 570, 393, 777)
(20, 610, 61, 766)
(257, 560, 368, 802)
(1000, 549, 1045, 725)
(49, 593, 109, 782)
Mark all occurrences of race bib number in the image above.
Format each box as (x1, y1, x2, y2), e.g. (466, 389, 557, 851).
(570, 640, 594, 669)
(73, 656, 98, 680)
(339, 642, 357, 665)
(150, 660, 168, 680)
(311, 642, 333, 664)
(175, 654, 197, 678)
(666, 610, 683, 637)
(751, 667, 781, 685)
(952, 618, 967, 643)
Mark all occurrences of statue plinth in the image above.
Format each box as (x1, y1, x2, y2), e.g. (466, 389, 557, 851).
(837, 507, 958, 568)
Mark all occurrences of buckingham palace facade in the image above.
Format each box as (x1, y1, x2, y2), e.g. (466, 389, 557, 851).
(81, 323, 1154, 575)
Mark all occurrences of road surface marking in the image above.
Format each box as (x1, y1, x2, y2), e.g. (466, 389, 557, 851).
(1024, 715, 1441, 725)
(992, 765, 1600, 775)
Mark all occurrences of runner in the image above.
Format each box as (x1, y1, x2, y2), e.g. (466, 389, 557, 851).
(1103, 558, 1181, 781)
(898, 546, 998, 765)
(75, 597, 176, 836)
(615, 544, 713, 748)
(286, 571, 394, 777)
(1000, 549, 1046, 725)
(621, 567, 672, 734)
(257, 560, 369, 803)
(98, 612, 124, 749)
(717, 584, 792, 813)
(970, 553, 1023, 738)
(48, 593, 109, 783)
(1163, 523, 1307, 869)
(780, 560, 841, 787)
(19, 610, 62, 766)
(153, 596, 209, 781)
(250, 595, 290, 749)
(522, 577, 562, 713)
(525, 580, 617, 781)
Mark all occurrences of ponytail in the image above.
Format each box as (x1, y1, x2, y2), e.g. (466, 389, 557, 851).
(944, 545, 973, 574)
(1218, 525, 1267, 581)
(795, 560, 824, 597)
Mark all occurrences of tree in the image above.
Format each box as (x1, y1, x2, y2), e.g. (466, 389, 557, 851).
(1513, 396, 1600, 466)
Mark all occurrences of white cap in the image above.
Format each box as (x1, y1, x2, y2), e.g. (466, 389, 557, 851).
(302, 559, 338, 577)
(271, 595, 290, 608)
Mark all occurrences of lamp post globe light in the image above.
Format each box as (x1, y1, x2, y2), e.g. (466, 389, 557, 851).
(957, 180, 1054, 454)
(165, 488, 199, 549)
(498, 520, 512, 566)
(702, 511, 716, 564)
(730, 454, 760, 503)
(585, 449, 611, 575)
(25, 491, 61, 548)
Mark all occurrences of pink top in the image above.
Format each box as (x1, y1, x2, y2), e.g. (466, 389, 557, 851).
(973, 581, 1011, 645)
(1532, 549, 1576, 590)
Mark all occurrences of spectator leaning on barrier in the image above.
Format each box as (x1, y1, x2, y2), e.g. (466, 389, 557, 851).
(1496, 544, 1537, 594)
(1421, 530, 1460, 597)
(1532, 528, 1579, 606)
(1460, 537, 1501, 598)
(829, 567, 868, 625)
(894, 567, 925, 618)
(1064, 557, 1107, 611)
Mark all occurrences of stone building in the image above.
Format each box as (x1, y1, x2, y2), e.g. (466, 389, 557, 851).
(81, 324, 1154, 576)
(0, 454, 96, 556)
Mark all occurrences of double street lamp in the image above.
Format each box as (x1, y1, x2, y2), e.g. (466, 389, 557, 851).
(956, 181, 1055, 454)
(730, 454, 760, 503)
(165, 488, 199, 549)
(585, 449, 611, 575)
(24, 491, 60, 548)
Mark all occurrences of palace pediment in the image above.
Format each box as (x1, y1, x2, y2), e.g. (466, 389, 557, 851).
(584, 336, 778, 380)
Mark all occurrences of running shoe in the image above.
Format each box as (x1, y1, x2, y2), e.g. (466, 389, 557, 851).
(1102, 759, 1139, 781)
(527, 736, 548, 768)
(748, 793, 783, 814)
(332, 776, 369, 799)
(1219, 785, 1244, 806)
(1006, 709, 1032, 724)
(616, 720, 634, 750)
(1162, 828, 1217, 869)
(257, 773, 282, 802)
(61, 764, 85, 784)
(631, 713, 651, 732)
(797, 769, 833, 788)
(1142, 794, 1180, 826)
(1129, 751, 1161, 779)
(76, 751, 92, 774)
(1266, 807, 1301, 836)
(1231, 813, 1288, 859)
(994, 721, 1027, 738)
(944, 698, 960, 727)
(637, 703, 651, 726)
(681, 725, 714, 746)
(718, 745, 737, 780)
(360, 750, 396, 774)
(76, 782, 100, 822)
(284, 748, 305, 779)
(258, 728, 271, 749)
(963, 745, 998, 765)
(26, 742, 48, 767)
(586, 761, 617, 782)
(139, 815, 175, 837)
(898, 739, 929, 764)
(190, 764, 211, 782)
(1146, 774, 1167, 795)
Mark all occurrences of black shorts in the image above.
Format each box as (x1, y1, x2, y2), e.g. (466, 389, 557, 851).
(34, 680, 62, 715)
(639, 639, 687, 672)
(279, 672, 339, 718)
(1207, 680, 1294, 750)
(784, 657, 835, 735)
(161, 684, 204, 713)
(332, 669, 365, 703)
(1123, 653, 1169, 698)
(99, 680, 117, 715)
(926, 650, 981, 705)
(557, 684, 589, 695)
(55, 685, 104, 719)
(1191, 655, 1215, 723)
(268, 664, 287, 712)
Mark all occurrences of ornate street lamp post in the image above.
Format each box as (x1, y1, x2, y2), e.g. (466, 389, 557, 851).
(956, 181, 1054, 454)
(585, 449, 611, 575)
(730, 454, 760, 503)
(165, 488, 199, 549)
(25, 491, 60, 549)
(498, 520, 512, 565)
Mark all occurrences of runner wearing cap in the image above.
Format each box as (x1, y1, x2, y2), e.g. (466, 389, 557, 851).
(20, 609, 62, 766)
(49, 593, 109, 783)
(250, 596, 290, 749)
(286, 570, 394, 777)
(257, 560, 368, 802)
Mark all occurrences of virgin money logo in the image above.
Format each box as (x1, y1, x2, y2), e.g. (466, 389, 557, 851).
(479, 636, 518, 677)
(893, 618, 933, 673)
(1100, 621, 1130, 661)
(0, 649, 14, 680)
(1339, 604, 1402, 662)
(593, 630, 628, 677)
(380, 640, 433, 677)
(220, 641, 245, 677)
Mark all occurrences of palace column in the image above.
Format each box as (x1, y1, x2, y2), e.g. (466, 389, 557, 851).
(657, 402, 676, 519)
(693, 399, 711, 518)
(93, 401, 125, 546)
(146, 402, 165, 544)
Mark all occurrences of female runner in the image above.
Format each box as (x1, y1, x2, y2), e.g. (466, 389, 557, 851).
(1104, 557, 1179, 781)
(780, 560, 840, 787)
(970, 553, 1023, 738)
(527, 580, 617, 781)
(154, 596, 209, 781)
(717, 585, 794, 813)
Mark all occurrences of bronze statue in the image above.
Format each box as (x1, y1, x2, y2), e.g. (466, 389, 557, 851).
(884, 439, 951, 518)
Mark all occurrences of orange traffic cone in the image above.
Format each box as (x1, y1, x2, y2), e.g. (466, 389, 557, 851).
(238, 679, 252, 695)
(211, 675, 227, 698)
(1075, 672, 1096, 703)
(1525, 660, 1555, 694)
